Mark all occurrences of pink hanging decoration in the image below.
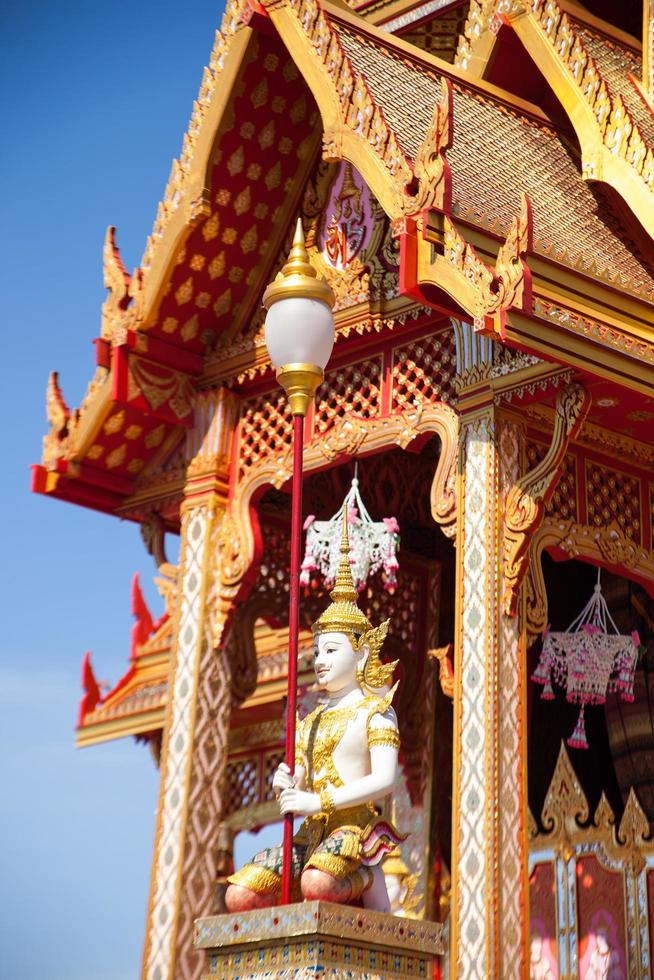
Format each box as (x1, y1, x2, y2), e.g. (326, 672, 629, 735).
(300, 475, 400, 594)
(532, 571, 639, 750)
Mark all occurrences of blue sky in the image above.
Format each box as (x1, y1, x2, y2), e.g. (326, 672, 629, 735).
(0, 2, 228, 976)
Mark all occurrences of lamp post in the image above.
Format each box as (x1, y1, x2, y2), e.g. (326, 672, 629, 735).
(263, 218, 335, 904)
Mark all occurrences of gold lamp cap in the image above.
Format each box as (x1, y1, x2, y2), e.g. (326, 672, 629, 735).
(312, 513, 372, 637)
(262, 219, 335, 310)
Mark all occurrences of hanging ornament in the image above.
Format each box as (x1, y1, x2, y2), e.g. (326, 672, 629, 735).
(300, 473, 400, 594)
(532, 570, 640, 750)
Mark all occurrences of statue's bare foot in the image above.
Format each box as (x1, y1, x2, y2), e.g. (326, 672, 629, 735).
(300, 868, 353, 903)
(301, 867, 379, 905)
(224, 883, 275, 912)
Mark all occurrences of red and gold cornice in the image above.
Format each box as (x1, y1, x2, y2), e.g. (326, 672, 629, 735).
(34, 0, 654, 524)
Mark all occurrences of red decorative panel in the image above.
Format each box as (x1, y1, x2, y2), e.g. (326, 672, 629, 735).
(238, 388, 293, 479)
(586, 461, 642, 544)
(148, 34, 318, 352)
(391, 332, 457, 410)
(576, 855, 627, 977)
(313, 356, 383, 435)
(527, 441, 578, 522)
(529, 862, 559, 978)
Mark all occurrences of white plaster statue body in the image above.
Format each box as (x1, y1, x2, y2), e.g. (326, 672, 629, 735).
(225, 522, 402, 912)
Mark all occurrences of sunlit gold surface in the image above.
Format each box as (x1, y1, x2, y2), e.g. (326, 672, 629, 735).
(275, 362, 324, 417)
(263, 218, 335, 309)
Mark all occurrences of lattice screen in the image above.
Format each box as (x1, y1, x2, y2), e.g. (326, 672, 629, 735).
(391, 333, 457, 410)
(314, 356, 383, 435)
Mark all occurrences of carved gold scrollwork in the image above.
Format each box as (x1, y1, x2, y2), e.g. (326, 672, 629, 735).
(484, 193, 533, 324)
(535, 742, 653, 874)
(216, 510, 247, 590)
(540, 741, 590, 860)
(430, 409, 458, 539)
(616, 790, 651, 875)
(101, 226, 131, 343)
(525, 553, 548, 641)
(502, 382, 590, 615)
(408, 194, 533, 328)
(407, 77, 453, 213)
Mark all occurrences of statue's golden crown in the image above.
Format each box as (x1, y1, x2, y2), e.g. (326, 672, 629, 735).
(313, 516, 397, 691)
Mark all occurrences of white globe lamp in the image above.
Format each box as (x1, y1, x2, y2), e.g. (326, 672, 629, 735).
(262, 219, 335, 416)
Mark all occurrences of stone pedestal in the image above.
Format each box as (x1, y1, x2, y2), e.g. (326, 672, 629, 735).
(194, 901, 445, 979)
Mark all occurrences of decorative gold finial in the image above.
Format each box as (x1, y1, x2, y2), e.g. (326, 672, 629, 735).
(313, 513, 372, 637)
(332, 510, 359, 604)
(262, 218, 335, 310)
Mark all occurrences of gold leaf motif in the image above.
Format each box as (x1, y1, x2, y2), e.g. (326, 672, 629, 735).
(265, 161, 281, 191)
(190, 254, 206, 271)
(213, 288, 232, 317)
(222, 228, 237, 245)
(290, 95, 307, 124)
(106, 444, 127, 469)
(241, 226, 258, 255)
(145, 424, 165, 449)
(181, 315, 199, 342)
(175, 277, 194, 306)
(250, 78, 268, 109)
(87, 444, 104, 460)
(233, 187, 251, 216)
(162, 316, 178, 334)
(227, 146, 244, 176)
(104, 410, 125, 435)
(202, 212, 220, 242)
(125, 424, 143, 440)
(258, 120, 275, 150)
(127, 458, 144, 474)
(228, 266, 243, 283)
(208, 252, 226, 279)
(215, 188, 231, 206)
(247, 163, 262, 180)
(195, 292, 211, 308)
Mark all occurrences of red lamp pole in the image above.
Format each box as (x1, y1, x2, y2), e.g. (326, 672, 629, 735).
(281, 413, 305, 904)
(261, 220, 335, 905)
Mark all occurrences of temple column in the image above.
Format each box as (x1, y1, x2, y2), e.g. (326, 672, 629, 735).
(142, 389, 240, 980)
(449, 326, 529, 978)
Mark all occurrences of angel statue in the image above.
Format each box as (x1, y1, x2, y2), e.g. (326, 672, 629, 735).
(225, 518, 404, 912)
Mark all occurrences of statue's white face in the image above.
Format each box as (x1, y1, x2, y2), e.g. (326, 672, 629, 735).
(313, 631, 365, 693)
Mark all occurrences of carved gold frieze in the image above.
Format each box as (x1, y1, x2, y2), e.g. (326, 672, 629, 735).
(402, 194, 533, 333)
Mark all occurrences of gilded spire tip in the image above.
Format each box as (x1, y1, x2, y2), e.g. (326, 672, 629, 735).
(330, 512, 358, 604)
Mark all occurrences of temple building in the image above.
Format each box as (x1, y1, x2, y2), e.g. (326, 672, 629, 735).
(33, 0, 654, 974)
